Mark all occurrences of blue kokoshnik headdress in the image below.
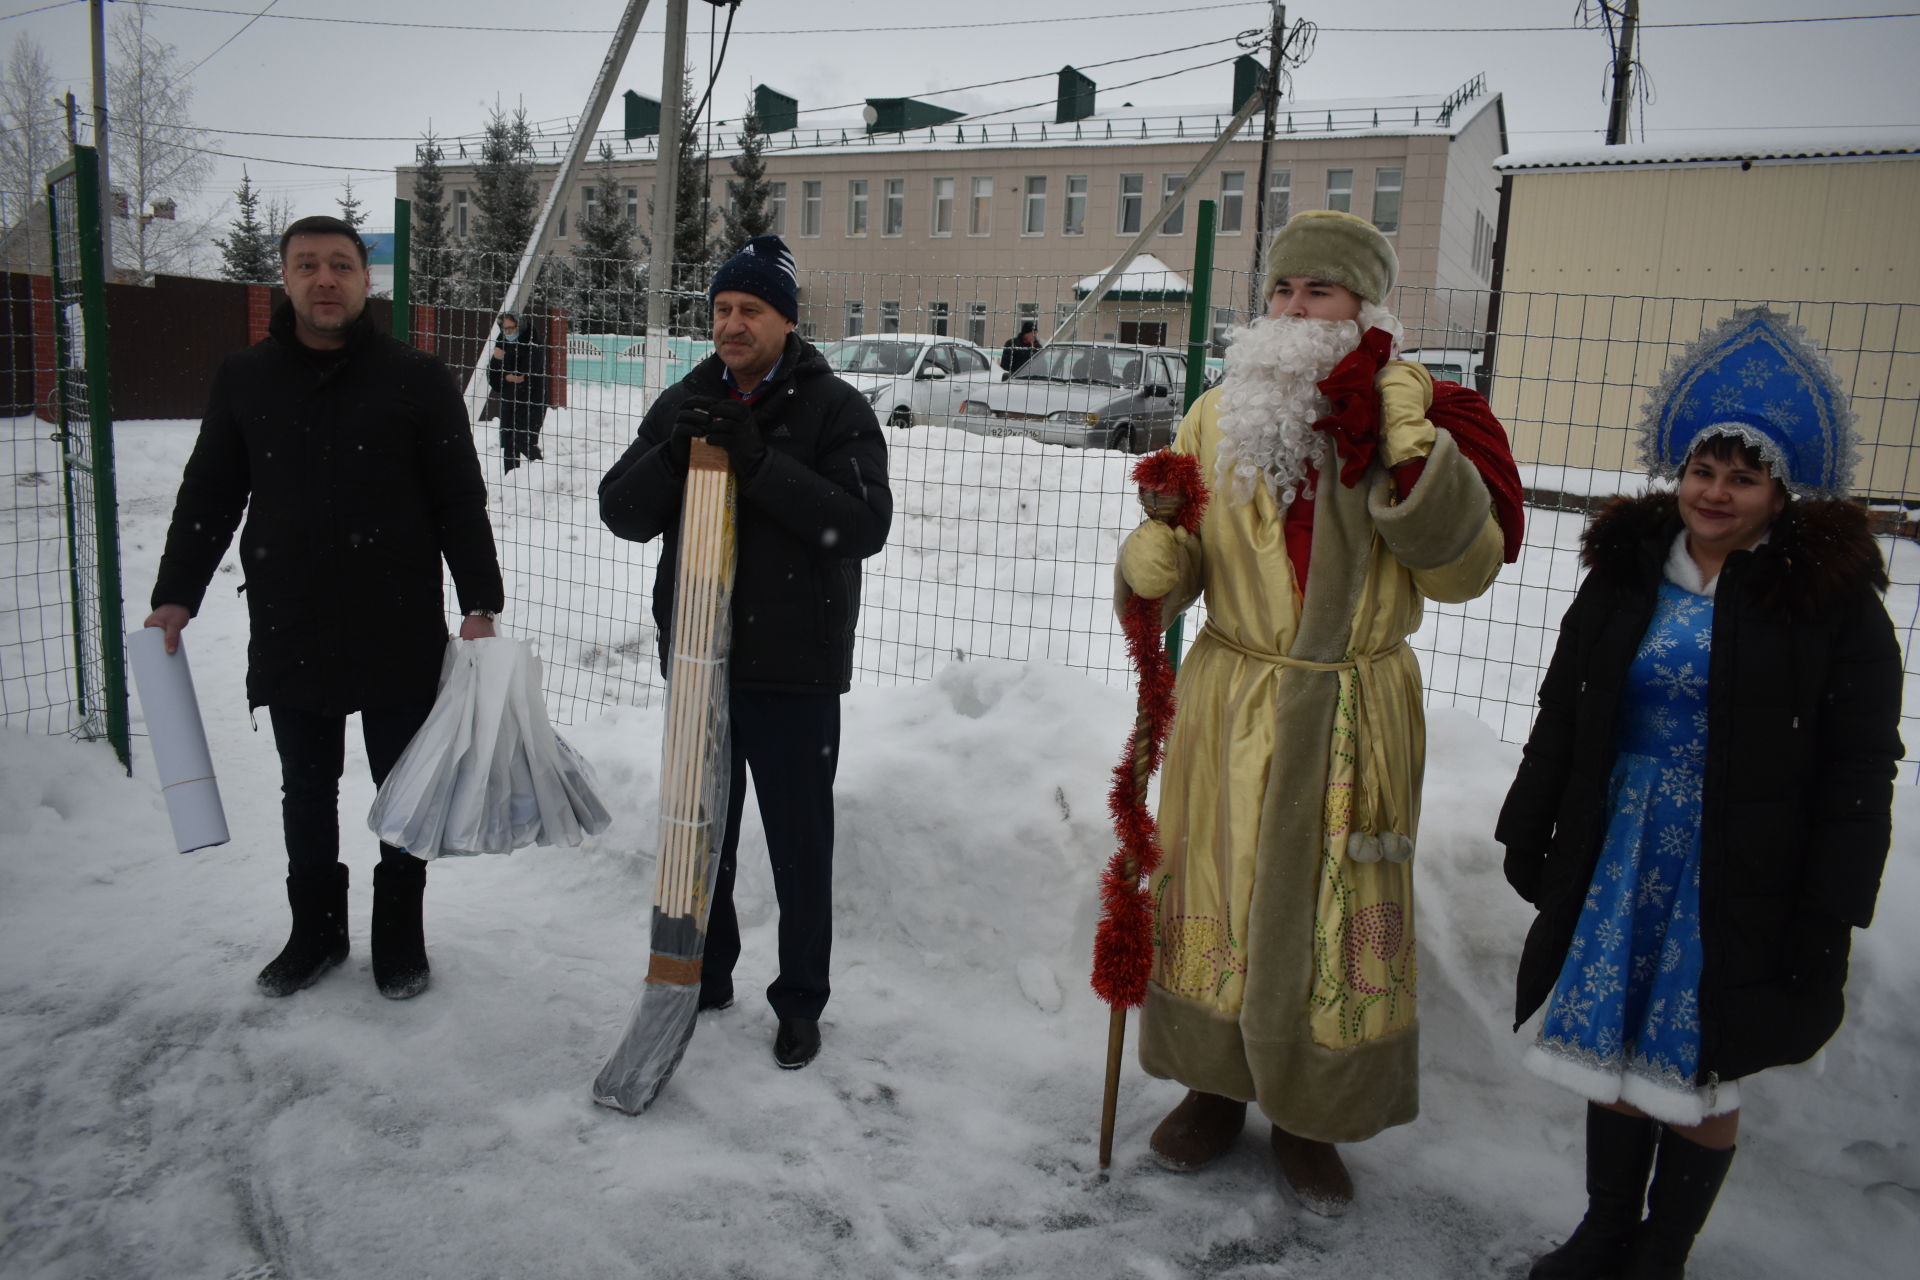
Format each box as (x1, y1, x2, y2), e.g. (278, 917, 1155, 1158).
(1638, 307, 1858, 499)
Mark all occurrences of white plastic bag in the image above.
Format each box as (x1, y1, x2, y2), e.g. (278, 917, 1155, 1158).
(368, 637, 611, 858)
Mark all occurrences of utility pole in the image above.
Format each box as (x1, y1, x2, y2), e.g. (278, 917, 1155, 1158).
(89, 0, 111, 274)
(1247, 1, 1286, 316)
(1604, 0, 1640, 145)
(644, 0, 690, 397)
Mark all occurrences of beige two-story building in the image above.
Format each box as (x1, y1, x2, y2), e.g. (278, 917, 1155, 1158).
(401, 68, 1508, 353)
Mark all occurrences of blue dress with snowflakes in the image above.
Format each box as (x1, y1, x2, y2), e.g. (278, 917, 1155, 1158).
(1526, 578, 1737, 1124)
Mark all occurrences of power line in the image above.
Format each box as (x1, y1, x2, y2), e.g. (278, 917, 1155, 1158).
(0, 1, 84, 22)
(180, 0, 282, 78)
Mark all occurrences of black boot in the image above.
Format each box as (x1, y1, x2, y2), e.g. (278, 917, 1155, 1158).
(372, 856, 431, 1000)
(1622, 1133, 1735, 1279)
(257, 863, 350, 997)
(1530, 1104, 1661, 1279)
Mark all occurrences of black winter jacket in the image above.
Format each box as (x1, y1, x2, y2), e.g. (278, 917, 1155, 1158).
(1497, 493, 1902, 1082)
(598, 333, 891, 692)
(151, 302, 504, 714)
(486, 319, 548, 410)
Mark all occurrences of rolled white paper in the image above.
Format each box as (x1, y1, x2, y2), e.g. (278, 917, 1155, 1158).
(126, 626, 230, 853)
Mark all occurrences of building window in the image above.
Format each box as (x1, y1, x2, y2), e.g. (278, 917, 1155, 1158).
(1159, 173, 1185, 235)
(1118, 173, 1144, 234)
(1474, 209, 1494, 279)
(969, 176, 993, 236)
(1326, 168, 1353, 213)
(455, 189, 469, 237)
(1219, 171, 1244, 234)
(968, 301, 989, 346)
(625, 186, 639, 226)
(556, 204, 569, 239)
(1371, 167, 1402, 234)
(847, 179, 869, 236)
(1267, 168, 1291, 235)
(769, 181, 787, 236)
(881, 300, 901, 333)
(581, 185, 598, 226)
(928, 300, 950, 336)
(1063, 174, 1087, 236)
(932, 177, 954, 236)
(1055, 301, 1079, 342)
(846, 300, 864, 337)
(1119, 321, 1167, 347)
(883, 178, 904, 237)
(1023, 175, 1046, 236)
(801, 180, 822, 237)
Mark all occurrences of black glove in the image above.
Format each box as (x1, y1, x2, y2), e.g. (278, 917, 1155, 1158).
(698, 397, 767, 476)
(668, 396, 717, 472)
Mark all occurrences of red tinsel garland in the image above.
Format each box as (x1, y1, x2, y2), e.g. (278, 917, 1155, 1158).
(1091, 450, 1208, 1010)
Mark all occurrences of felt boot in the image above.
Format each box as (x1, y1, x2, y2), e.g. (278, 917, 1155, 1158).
(1530, 1104, 1661, 1279)
(1621, 1132, 1735, 1279)
(1269, 1125, 1354, 1216)
(372, 856, 431, 1000)
(1149, 1090, 1247, 1170)
(256, 863, 350, 997)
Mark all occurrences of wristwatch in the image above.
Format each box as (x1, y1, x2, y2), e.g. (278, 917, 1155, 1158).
(466, 609, 499, 620)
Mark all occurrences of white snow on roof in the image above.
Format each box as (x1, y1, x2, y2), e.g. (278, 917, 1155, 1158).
(1496, 128, 1920, 171)
(1075, 254, 1189, 296)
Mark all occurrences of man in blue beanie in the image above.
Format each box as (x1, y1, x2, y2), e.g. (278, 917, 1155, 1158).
(599, 235, 892, 1070)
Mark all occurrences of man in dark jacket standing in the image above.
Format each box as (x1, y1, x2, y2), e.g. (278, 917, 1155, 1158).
(145, 215, 504, 1002)
(599, 235, 891, 1070)
(1001, 320, 1039, 374)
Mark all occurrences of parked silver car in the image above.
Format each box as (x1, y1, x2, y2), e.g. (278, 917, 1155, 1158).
(952, 342, 1199, 454)
(821, 333, 1001, 429)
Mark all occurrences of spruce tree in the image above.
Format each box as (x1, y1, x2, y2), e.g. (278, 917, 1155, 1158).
(410, 130, 453, 307)
(569, 142, 647, 332)
(337, 175, 365, 228)
(658, 72, 715, 332)
(717, 106, 774, 256)
(214, 170, 277, 284)
(465, 104, 540, 308)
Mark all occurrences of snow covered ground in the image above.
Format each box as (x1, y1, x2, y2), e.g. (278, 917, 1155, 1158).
(2, 412, 1917, 1279)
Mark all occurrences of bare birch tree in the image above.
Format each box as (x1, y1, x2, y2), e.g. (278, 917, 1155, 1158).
(0, 33, 67, 266)
(108, 3, 214, 281)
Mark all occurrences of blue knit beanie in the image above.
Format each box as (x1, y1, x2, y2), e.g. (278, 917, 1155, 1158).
(709, 235, 799, 322)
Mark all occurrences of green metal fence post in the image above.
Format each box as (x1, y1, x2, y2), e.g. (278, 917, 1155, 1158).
(46, 144, 130, 769)
(1164, 198, 1218, 674)
(392, 197, 411, 343)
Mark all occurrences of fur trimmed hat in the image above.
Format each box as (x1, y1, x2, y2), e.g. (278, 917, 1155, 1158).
(710, 234, 800, 322)
(1262, 209, 1398, 305)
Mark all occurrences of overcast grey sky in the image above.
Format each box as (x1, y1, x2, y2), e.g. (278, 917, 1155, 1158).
(7, 0, 1918, 233)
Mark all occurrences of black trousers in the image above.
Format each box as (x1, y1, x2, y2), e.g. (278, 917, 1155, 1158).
(701, 688, 840, 1021)
(268, 701, 434, 874)
(498, 401, 547, 461)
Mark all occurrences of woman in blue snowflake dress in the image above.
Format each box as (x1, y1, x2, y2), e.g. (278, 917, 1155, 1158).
(1497, 310, 1903, 1280)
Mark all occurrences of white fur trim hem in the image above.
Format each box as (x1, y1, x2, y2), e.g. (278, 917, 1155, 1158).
(1522, 1043, 1740, 1128)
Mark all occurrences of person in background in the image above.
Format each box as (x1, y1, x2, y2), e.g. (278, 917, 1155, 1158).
(489, 310, 549, 471)
(1000, 320, 1040, 374)
(1498, 309, 1902, 1279)
(1113, 210, 1520, 1214)
(598, 235, 891, 1071)
(146, 215, 504, 1002)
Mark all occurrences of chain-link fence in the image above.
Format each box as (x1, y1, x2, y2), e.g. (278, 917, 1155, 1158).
(411, 259, 1918, 778)
(1, 146, 129, 765)
(2, 248, 1915, 778)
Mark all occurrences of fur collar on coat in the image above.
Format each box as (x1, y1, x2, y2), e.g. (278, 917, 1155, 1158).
(1580, 490, 1888, 616)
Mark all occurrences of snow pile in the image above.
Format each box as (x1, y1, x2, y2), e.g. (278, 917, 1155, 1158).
(0, 415, 1915, 1278)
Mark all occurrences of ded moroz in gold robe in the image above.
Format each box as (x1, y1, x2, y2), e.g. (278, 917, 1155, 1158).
(1115, 360, 1504, 1143)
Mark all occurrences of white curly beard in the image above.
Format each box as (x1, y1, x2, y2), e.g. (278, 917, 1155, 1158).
(1212, 304, 1402, 508)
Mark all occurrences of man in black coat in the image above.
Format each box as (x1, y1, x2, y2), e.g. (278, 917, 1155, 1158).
(1000, 320, 1039, 374)
(146, 215, 504, 1002)
(599, 235, 891, 1070)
